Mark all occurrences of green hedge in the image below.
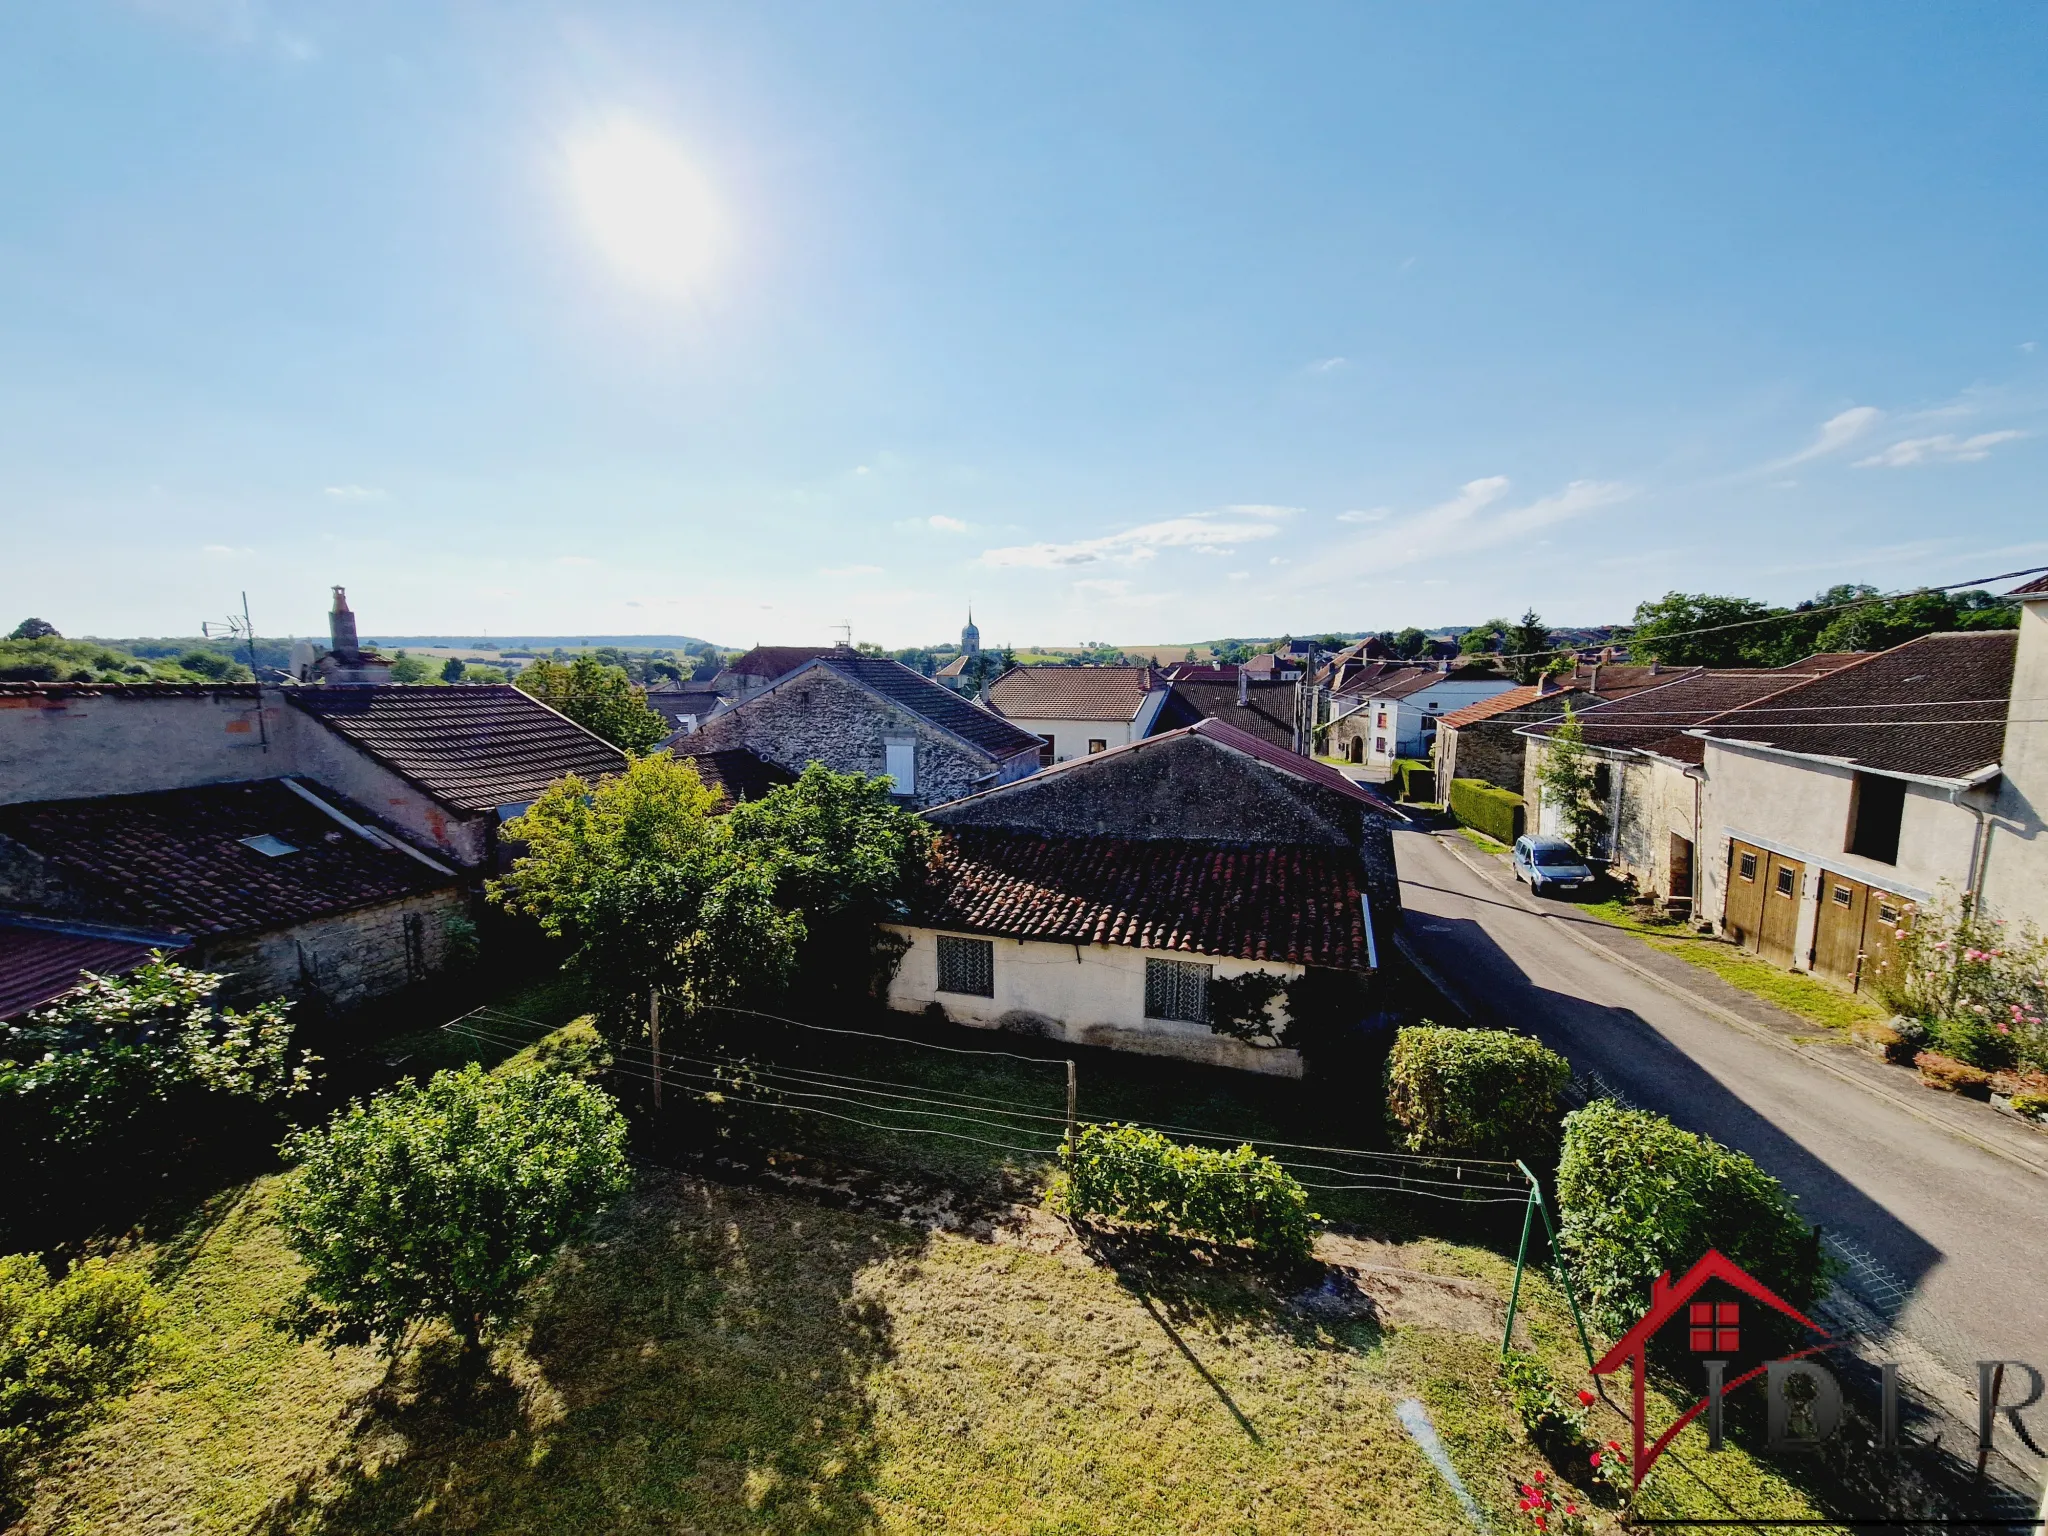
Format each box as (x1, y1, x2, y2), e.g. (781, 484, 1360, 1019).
(1392, 758, 1436, 804)
(1063, 1123, 1317, 1262)
(1556, 1100, 1829, 1336)
(1450, 778, 1524, 844)
(1385, 1026, 1569, 1159)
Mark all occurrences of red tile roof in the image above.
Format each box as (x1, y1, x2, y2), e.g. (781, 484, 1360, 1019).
(984, 665, 1163, 722)
(1154, 679, 1299, 750)
(287, 685, 626, 812)
(728, 646, 842, 679)
(1373, 665, 1510, 701)
(0, 917, 164, 1020)
(1694, 631, 2018, 782)
(1522, 669, 1819, 754)
(915, 829, 1373, 969)
(2011, 572, 2048, 596)
(0, 780, 455, 938)
(1439, 684, 1566, 728)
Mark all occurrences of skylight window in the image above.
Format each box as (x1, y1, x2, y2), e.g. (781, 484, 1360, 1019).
(239, 834, 300, 857)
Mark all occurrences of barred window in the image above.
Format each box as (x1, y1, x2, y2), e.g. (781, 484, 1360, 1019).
(936, 935, 994, 997)
(1145, 957, 1212, 1024)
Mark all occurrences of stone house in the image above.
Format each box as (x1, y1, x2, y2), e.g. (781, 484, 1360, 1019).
(1153, 675, 1304, 753)
(1328, 663, 1515, 768)
(0, 778, 466, 1013)
(683, 651, 1044, 810)
(644, 684, 727, 735)
(1432, 662, 1683, 792)
(981, 665, 1174, 765)
(883, 717, 1403, 1075)
(713, 646, 842, 702)
(1691, 630, 2018, 990)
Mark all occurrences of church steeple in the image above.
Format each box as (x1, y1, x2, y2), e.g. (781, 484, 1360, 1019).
(961, 608, 981, 656)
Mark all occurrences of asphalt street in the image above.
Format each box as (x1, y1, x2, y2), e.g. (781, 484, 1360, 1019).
(1391, 825, 2048, 1384)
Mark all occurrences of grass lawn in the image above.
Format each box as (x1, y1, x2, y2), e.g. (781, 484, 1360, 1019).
(1578, 899, 1888, 1034)
(1454, 826, 1510, 855)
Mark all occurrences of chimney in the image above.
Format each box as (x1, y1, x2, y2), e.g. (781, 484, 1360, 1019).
(1599, 645, 1617, 663)
(1237, 667, 1249, 707)
(328, 586, 360, 662)
(1587, 662, 1601, 695)
(1537, 671, 1558, 696)
(1650, 661, 1662, 675)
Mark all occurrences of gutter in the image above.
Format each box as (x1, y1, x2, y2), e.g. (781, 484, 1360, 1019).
(0, 909, 190, 948)
(1360, 892, 1380, 972)
(278, 778, 461, 877)
(1684, 730, 1999, 793)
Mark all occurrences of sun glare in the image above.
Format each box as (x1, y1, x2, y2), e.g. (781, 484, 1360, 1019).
(564, 119, 725, 299)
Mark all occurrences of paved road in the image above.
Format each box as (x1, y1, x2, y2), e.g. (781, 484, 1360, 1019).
(1391, 825, 2048, 1383)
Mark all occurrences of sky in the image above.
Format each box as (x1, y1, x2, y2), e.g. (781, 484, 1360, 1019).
(2, 2, 2045, 651)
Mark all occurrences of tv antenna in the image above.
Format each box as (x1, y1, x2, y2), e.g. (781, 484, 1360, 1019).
(201, 591, 268, 751)
(832, 620, 853, 648)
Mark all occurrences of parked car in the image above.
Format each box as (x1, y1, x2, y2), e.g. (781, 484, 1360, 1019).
(1513, 835, 1593, 896)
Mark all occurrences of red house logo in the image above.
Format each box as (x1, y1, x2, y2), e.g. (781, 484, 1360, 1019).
(1590, 1249, 1835, 1488)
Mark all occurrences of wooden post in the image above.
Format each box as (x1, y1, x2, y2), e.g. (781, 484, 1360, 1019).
(1064, 1059, 1077, 1159)
(650, 990, 663, 1109)
(1977, 1360, 2006, 1477)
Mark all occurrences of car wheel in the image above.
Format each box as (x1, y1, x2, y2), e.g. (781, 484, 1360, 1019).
(1530, 878, 1546, 898)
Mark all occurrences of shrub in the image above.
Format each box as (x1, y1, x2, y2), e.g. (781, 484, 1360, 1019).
(1391, 758, 1435, 804)
(1501, 1349, 1595, 1461)
(277, 1064, 633, 1354)
(1556, 1101, 1827, 1337)
(2011, 1093, 2048, 1121)
(1868, 890, 2048, 1073)
(0, 1255, 161, 1508)
(1449, 778, 1525, 846)
(1914, 1051, 1992, 1099)
(1062, 1123, 1317, 1263)
(1385, 1026, 1570, 1161)
(1926, 1014, 2018, 1071)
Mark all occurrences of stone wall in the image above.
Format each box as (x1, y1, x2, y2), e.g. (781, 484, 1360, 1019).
(194, 887, 471, 1012)
(1436, 720, 1530, 793)
(688, 664, 1034, 809)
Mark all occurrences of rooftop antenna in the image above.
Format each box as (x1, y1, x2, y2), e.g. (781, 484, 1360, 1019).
(832, 621, 853, 648)
(202, 591, 268, 752)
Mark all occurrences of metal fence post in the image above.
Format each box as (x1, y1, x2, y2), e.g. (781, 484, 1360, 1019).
(650, 991, 663, 1109)
(1064, 1059, 1077, 1160)
(1502, 1183, 1537, 1356)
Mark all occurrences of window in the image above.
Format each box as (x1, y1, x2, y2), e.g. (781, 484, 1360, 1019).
(1738, 851, 1758, 882)
(1689, 1301, 1740, 1353)
(1374, 737, 1387, 754)
(1087, 738, 1107, 754)
(1846, 772, 1905, 864)
(1774, 865, 1796, 897)
(883, 737, 917, 795)
(1832, 883, 1853, 908)
(1144, 958, 1212, 1023)
(936, 935, 994, 997)
(1037, 733, 1055, 768)
(238, 834, 299, 857)
(1376, 710, 1388, 727)
(1877, 900, 1901, 925)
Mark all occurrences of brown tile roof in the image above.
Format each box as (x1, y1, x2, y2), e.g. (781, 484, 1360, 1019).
(1374, 665, 1508, 700)
(983, 665, 1163, 722)
(914, 829, 1373, 969)
(935, 654, 972, 677)
(1330, 662, 1429, 697)
(0, 916, 164, 1020)
(0, 780, 455, 939)
(1564, 662, 1696, 699)
(728, 646, 842, 679)
(288, 685, 626, 812)
(814, 654, 1045, 760)
(1154, 679, 1298, 750)
(643, 688, 724, 728)
(1522, 669, 1818, 754)
(1439, 684, 1570, 728)
(2010, 573, 2048, 596)
(1694, 631, 2018, 782)
(670, 746, 799, 810)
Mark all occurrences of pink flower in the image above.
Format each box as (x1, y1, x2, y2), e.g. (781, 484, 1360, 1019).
(1577, 1389, 1595, 1406)
(1589, 1450, 1601, 1468)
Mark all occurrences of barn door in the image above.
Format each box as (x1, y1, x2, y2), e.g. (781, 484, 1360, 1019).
(1757, 852, 1805, 969)
(1724, 841, 1767, 949)
(1812, 874, 1867, 986)
(1858, 890, 1912, 996)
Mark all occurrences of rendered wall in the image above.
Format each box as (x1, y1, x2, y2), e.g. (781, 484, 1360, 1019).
(997, 715, 1138, 765)
(1981, 597, 2048, 934)
(882, 924, 1306, 1077)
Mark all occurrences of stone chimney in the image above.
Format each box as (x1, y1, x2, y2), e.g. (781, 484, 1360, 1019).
(1537, 671, 1559, 696)
(1237, 667, 1249, 707)
(329, 586, 360, 662)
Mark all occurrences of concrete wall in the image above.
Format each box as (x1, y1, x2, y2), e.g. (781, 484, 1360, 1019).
(688, 663, 1036, 809)
(192, 887, 469, 1012)
(0, 687, 490, 865)
(882, 923, 1305, 1077)
(1698, 739, 1992, 964)
(1981, 596, 2048, 934)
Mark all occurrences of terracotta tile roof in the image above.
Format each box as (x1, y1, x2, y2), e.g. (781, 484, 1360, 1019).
(813, 654, 1046, 760)
(670, 746, 798, 810)
(1522, 669, 1817, 754)
(288, 685, 626, 812)
(1162, 663, 1239, 683)
(1694, 631, 2018, 782)
(1154, 679, 1298, 750)
(1565, 663, 1694, 699)
(1184, 717, 1393, 809)
(2011, 573, 2048, 596)
(728, 646, 842, 679)
(1373, 665, 1509, 701)
(936, 654, 972, 677)
(914, 829, 1373, 969)
(1439, 684, 1569, 728)
(983, 665, 1163, 721)
(1330, 662, 1429, 697)
(0, 780, 455, 939)
(0, 916, 164, 1020)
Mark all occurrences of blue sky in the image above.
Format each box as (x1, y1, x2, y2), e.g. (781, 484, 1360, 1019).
(3, 2, 2044, 649)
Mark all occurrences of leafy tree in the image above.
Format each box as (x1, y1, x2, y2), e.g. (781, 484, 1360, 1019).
(1505, 609, 1552, 683)
(1626, 591, 1786, 668)
(514, 656, 670, 752)
(441, 656, 467, 684)
(1460, 618, 1508, 657)
(1392, 627, 1429, 659)
(1813, 588, 2017, 653)
(0, 1255, 162, 1509)
(466, 664, 507, 684)
(175, 649, 251, 682)
(277, 1064, 631, 1355)
(1533, 705, 1604, 854)
(7, 619, 59, 641)
(387, 651, 434, 684)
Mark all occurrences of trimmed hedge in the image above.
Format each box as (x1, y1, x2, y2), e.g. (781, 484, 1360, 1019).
(1450, 778, 1524, 845)
(1392, 758, 1436, 804)
(1385, 1026, 1570, 1159)
(1063, 1123, 1317, 1262)
(1556, 1100, 1828, 1336)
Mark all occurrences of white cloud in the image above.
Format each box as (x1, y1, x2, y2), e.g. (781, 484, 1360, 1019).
(1854, 430, 2025, 468)
(1337, 507, 1392, 524)
(979, 504, 1295, 569)
(201, 543, 253, 556)
(2022, 341, 2038, 354)
(324, 484, 387, 502)
(1314, 475, 1632, 587)
(1310, 356, 1347, 373)
(1777, 406, 1882, 468)
(821, 564, 885, 577)
(927, 515, 969, 532)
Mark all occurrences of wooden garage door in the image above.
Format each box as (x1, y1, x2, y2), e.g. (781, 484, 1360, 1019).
(1814, 874, 1912, 993)
(1756, 851, 1805, 969)
(1724, 840, 1767, 949)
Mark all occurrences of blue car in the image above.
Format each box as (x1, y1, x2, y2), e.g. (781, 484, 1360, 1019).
(1513, 835, 1594, 896)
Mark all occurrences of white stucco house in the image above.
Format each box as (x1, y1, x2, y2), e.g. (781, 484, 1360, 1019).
(1332, 664, 1517, 768)
(981, 665, 1174, 767)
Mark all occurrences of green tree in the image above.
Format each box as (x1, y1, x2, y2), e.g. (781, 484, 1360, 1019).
(514, 656, 670, 752)
(1533, 705, 1604, 854)
(1505, 609, 1551, 683)
(0, 1255, 162, 1509)
(277, 1064, 631, 1355)
(1813, 588, 2017, 653)
(1460, 618, 1508, 658)
(466, 664, 507, 684)
(1392, 627, 1429, 659)
(6, 620, 58, 641)
(387, 651, 434, 684)
(1625, 591, 1779, 668)
(441, 656, 467, 684)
